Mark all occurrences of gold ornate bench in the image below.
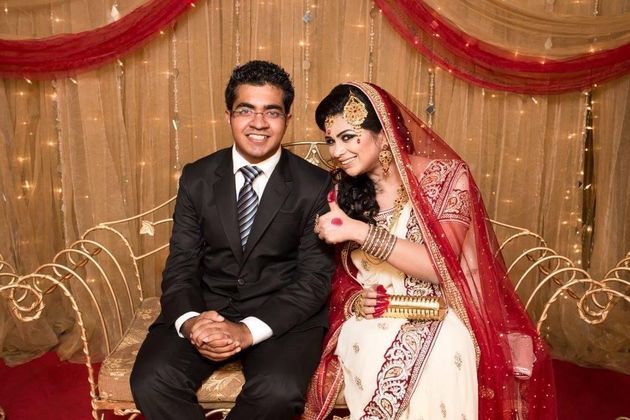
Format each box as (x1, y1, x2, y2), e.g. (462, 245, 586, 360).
(1, 141, 628, 419)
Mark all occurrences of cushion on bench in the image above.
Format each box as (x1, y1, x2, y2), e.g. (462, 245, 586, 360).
(97, 297, 345, 407)
(98, 298, 245, 404)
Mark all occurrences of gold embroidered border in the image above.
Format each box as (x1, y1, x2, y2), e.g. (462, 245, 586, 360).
(441, 189, 472, 226)
(423, 160, 458, 213)
(341, 241, 360, 282)
(317, 359, 344, 420)
(404, 209, 442, 297)
(360, 321, 441, 420)
(424, 160, 471, 225)
(421, 159, 456, 215)
(308, 327, 345, 420)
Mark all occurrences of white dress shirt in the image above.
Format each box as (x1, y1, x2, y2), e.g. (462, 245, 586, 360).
(174, 146, 282, 345)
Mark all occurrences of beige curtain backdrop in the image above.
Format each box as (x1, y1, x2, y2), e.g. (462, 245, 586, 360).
(423, 0, 630, 57)
(0, 0, 628, 373)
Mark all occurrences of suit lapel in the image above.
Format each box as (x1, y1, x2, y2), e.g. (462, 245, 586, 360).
(242, 149, 292, 262)
(213, 156, 244, 262)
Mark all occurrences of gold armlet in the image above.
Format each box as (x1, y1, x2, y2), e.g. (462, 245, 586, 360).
(383, 295, 447, 321)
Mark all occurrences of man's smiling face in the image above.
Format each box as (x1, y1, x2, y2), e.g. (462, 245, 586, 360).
(225, 83, 291, 163)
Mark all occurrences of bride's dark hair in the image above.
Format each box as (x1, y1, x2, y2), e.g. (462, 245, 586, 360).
(315, 84, 382, 224)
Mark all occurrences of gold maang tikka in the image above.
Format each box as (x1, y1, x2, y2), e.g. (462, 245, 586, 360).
(343, 92, 368, 134)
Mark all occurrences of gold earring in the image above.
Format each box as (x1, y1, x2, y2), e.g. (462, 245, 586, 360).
(379, 146, 393, 175)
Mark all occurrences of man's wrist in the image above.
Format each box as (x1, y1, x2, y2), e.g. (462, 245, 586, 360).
(175, 311, 201, 338)
(181, 316, 198, 338)
(238, 322, 254, 348)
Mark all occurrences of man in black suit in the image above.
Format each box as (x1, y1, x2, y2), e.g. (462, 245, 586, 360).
(130, 60, 334, 420)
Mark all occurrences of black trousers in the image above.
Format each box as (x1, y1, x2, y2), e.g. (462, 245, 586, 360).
(130, 324, 324, 420)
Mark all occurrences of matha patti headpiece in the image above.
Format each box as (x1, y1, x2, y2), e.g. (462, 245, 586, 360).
(343, 92, 368, 133)
(324, 115, 335, 134)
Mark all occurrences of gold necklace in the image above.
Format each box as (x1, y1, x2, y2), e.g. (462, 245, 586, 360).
(385, 184, 409, 231)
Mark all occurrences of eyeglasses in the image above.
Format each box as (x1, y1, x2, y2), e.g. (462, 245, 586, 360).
(231, 108, 286, 120)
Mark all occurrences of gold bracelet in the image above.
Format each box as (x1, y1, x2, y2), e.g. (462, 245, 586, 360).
(352, 294, 364, 319)
(360, 224, 374, 252)
(381, 234, 397, 261)
(371, 226, 383, 256)
(372, 227, 386, 259)
(345, 291, 363, 318)
(361, 224, 379, 257)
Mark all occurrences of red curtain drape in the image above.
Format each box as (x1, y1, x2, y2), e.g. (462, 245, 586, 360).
(0, 0, 196, 79)
(1, 0, 629, 92)
(375, 0, 630, 94)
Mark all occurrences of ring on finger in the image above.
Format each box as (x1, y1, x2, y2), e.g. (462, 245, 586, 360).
(353, 295, 365, 319)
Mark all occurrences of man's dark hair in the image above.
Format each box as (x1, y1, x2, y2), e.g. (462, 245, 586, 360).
(225, 60, 295, 114)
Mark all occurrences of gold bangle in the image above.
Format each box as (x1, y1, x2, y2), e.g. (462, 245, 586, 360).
(381, 234, 397, 261)
(370, 226, 382, 256)
(370, 227, 384, 259)
(361, 224, 378, 255)
(360, 224, 373, 251)
(362, 226, 396, 261)
(375, 228, 389, 259)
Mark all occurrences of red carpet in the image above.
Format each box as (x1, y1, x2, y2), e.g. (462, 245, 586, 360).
(1, 353, 629, 419)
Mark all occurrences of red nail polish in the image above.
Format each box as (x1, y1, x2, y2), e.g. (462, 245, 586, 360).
(374, 293, 389, 317)
(327, 189, 336, 203)
(331, 218, 343, 226)
(376, 285, 388, 297)
(374, 308, 386, 318)
(374, 299, 389, 311)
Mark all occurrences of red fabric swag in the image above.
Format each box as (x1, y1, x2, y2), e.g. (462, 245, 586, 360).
(0, 0, 196, 79)
(375, 0, 630, 94)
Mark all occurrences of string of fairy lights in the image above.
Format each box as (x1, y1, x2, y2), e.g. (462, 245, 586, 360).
(579, 0, 600, 269)
(301, 0, 313, 139)
(47, 1, 66, 241)
(4, 0, 605, 269)
(170, 25, 182, 182)
(234, 0, 241, 66)
(303, 0, 312, 117)
(426, 68, 435, 127)
(367, 5, 378, 82)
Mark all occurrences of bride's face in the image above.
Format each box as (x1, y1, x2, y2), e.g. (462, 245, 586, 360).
(324, 114, 384, 177)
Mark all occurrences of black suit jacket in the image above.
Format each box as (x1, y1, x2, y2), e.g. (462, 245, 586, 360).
(155, 147, 335, 337)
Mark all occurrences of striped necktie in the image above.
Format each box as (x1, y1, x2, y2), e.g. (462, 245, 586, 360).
(237, 165, 263, 248)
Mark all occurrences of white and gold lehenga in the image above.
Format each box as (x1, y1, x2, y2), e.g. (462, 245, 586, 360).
(305, 82, 557, 420)
(335, 160, 478, 420)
